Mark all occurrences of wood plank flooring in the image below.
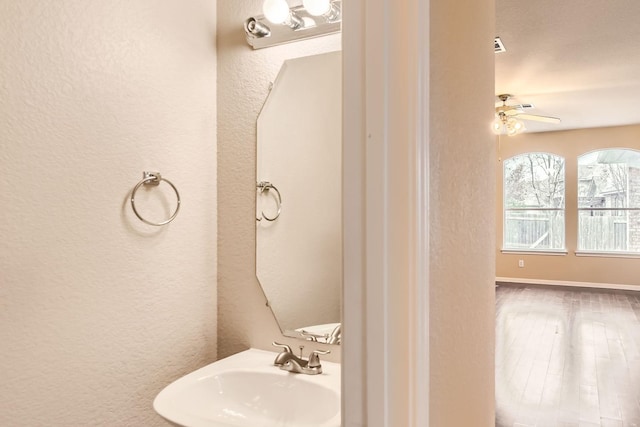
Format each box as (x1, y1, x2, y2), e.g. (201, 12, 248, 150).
(496, 284, 640, 427)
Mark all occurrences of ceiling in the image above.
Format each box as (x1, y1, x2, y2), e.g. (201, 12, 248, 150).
(495, 0, 640, 133)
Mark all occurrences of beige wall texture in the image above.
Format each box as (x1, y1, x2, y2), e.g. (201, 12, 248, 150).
(0, 1, 217, 425)
(217, 0, 340, 361)
(496, 124, 640, 286)
(429, 0, 496, 424)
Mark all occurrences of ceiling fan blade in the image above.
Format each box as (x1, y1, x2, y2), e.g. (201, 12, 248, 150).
(514, 113, 561, 124)
(503, 109, 521, 116)
(496, 105, 522, 114)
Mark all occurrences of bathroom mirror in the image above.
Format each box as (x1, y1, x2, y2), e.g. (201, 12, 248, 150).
(256, 51, 342, 343)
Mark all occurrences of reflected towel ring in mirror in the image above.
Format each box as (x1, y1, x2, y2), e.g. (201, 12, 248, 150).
(256, 181, 282, 222)
(131, 171, 181, 226)
(255, 52, 342, 342)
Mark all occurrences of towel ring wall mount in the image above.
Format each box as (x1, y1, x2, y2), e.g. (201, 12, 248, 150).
(256, 181, 282, 222)
(130, 171, 181, 226)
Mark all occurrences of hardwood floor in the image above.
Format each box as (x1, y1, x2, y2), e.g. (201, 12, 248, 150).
(496, 284, 640, 427)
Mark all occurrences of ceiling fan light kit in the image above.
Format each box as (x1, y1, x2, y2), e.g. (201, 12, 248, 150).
(493, 93, 561, 136)
(494, 113, 526, 136)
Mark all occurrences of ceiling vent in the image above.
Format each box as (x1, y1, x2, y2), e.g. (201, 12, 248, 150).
(494, 37, 506, 53)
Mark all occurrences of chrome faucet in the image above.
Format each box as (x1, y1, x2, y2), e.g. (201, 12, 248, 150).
(299, 323, 342, 344)
(272, 342, 330, 375)
(326, 324, 341, 345)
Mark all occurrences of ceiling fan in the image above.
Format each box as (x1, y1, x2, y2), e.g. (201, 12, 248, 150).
(494, 94, 561, 135)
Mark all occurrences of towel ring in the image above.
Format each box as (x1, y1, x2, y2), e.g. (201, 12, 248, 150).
(131, 172, 181, 226)
(256, 181, 281, 222)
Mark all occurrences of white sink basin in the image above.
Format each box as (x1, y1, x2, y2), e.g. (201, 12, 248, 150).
(153, 348, 341, 427)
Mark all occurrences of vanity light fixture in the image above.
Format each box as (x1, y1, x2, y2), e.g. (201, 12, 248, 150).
(302, 0, 340, 21)
(262, 0, 304, 29)
(244, 0, 341, 49)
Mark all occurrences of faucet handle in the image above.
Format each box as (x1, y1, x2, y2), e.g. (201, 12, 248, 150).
(299, 330, 320, 342)
(307, 349, 331, 368)
(272, 342, 292, 353)
(272, 342, 294, 366)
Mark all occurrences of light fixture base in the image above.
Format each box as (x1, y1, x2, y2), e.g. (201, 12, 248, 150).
(497, 94, 513, 103)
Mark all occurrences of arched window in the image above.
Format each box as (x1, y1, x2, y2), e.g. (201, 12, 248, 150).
(578, 149, 640, 253)
(503, 153, 565, 251)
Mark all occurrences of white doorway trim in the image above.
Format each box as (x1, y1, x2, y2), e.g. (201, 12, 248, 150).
(342, 0, 430, 425)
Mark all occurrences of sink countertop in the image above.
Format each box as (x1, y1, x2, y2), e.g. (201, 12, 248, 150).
(154, 348, 341, 427)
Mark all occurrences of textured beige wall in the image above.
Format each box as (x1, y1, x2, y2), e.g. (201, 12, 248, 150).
(0, 1, 217, 425)
(496, 124, 640, 286)
(217, 0, 341, 361)
(429, 0, 496, 424)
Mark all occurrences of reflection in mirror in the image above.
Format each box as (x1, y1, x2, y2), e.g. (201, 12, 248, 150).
(256, 51, 342, 344)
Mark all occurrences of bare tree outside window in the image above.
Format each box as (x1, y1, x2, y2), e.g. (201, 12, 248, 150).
(503, 153, 565, 250)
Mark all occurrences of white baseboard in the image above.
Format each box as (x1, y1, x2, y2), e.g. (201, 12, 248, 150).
(496, 277, 640, 292)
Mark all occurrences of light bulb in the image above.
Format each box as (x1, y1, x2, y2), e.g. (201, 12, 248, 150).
(506, 117, 525, 135)
(263, 0, 290, 24)
(492, 117, 503, 134)
(514, 120, 524, 132)
(303, 0, 331, 16)
(503, 118, 525, 136)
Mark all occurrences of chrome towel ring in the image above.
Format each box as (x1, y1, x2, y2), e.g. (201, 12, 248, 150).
(131, 171, 181, 226)
(256, 181, 282, 222)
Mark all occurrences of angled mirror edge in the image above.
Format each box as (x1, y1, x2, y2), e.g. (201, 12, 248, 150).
(254, 51, 343, 344)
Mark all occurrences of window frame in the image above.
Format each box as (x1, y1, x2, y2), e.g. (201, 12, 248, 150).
(502, 152, 567, 253)
(576, 148, 640, 257)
